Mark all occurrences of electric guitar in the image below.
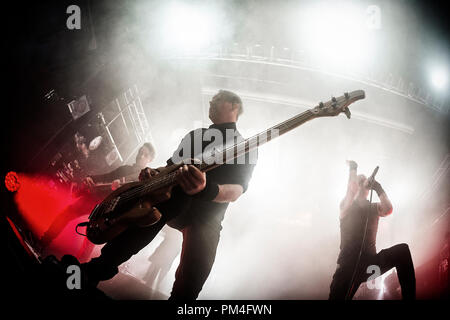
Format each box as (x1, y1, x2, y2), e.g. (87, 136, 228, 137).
(84, 90, 365, 244)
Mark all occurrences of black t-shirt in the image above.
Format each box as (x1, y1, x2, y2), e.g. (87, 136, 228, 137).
(164, 122, 257, 230)
(337, 199, 380, 265)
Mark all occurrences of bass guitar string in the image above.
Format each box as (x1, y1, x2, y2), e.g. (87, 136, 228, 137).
(115, 110, 314, 203)
(108, 110, 316, 205)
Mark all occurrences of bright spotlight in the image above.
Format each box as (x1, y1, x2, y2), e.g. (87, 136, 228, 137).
(430, 67, 448, 90)
(295, 2, 375, 71)
(161, 2, 217, 52)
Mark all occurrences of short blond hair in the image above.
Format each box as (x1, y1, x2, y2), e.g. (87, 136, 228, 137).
(213, 90, 243, 116)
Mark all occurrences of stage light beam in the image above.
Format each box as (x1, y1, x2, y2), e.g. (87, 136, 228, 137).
(161, 2, 218, 52)
(294, 2, 375, 72)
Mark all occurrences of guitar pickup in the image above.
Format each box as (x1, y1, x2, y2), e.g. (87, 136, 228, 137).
(105, 196, 120, 213)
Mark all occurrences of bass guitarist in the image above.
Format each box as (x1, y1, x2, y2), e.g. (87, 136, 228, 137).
(82, 90, 257, 300)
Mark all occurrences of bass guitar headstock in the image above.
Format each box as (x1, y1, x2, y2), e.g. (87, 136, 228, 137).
(311, 90, 365, 119)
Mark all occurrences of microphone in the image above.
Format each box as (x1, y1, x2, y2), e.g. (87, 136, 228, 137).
(367, 166, 379, 186)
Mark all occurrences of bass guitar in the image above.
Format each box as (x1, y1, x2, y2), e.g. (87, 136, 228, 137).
(84, 90, 365, 244)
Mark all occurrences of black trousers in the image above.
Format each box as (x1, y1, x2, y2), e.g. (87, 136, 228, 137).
(85, 214, 221, 300)
(169, 221, 221, 300)
(329, 243, 416, 300)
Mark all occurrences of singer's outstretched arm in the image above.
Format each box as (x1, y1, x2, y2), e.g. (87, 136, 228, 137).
(372, 181, 393, 217)
(340, 160, 358, 218)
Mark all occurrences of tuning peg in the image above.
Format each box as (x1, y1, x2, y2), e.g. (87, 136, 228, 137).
(319, 102, 324, 108)
(344, 92, 349, 99)
(344, 107, 351, 119)
(331, 96, 337, 108)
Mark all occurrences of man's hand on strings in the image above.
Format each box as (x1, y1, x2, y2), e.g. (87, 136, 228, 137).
(139, 167, 159, 181)
(177, 165, 206, 195)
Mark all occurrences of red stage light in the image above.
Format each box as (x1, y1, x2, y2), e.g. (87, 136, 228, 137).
(5, 171, 20, 192)
(13, 174, 77, 236)
(11, 173, 100, 260)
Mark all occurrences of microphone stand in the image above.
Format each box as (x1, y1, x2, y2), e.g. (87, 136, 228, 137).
(345, 185, 375, 300)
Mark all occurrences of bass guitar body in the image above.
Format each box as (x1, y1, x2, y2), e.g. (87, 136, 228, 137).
(86, 179, 171, 245)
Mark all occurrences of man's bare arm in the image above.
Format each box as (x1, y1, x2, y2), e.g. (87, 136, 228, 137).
(372, 181, 393, 217)
(213, 184, 244, 203)
(340, 160, 358, 218)
(140, 165, 245, 203)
